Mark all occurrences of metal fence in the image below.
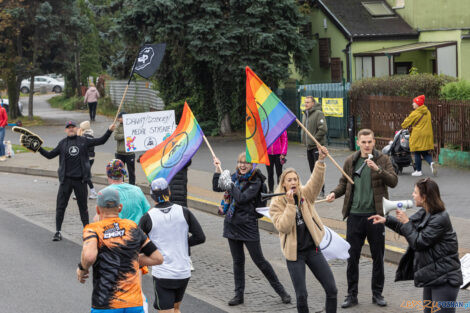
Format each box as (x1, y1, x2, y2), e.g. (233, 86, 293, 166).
(107, 80, 164, 112)
(351, 95, 470, 154)
(299, 82, 351, 145)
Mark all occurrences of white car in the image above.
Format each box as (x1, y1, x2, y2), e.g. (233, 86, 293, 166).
(20, 76, 64, 94)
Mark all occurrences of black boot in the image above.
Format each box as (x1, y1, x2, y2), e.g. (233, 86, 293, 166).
(228, 294, 244, 306)
(341, 295, 358, 308)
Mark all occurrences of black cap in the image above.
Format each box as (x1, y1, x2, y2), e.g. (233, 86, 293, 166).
(65, 120, 77, 128)
(118, 112, 127, 118)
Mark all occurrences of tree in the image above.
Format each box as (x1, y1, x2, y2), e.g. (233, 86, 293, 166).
(114, 0, 313, 134)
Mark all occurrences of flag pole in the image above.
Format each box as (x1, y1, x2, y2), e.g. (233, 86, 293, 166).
(295, 119, 354, 185)
(113, 54, 138, 125)
(203, 135, 223, 173)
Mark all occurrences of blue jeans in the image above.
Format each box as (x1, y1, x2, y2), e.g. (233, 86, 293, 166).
(91, 306, 144, 313)
(414, 151, 433, 171)
(0, 127, 5, 157)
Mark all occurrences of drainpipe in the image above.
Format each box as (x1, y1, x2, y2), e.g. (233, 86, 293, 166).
(344, 39, 353, 82)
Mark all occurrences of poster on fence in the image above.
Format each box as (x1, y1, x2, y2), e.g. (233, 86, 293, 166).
(123, 110, 176, 152)
(322, 98, 344, 117)
(300, 96, 319, 111)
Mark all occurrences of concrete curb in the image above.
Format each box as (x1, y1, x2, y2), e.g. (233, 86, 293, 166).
(1, 165, 405, 264)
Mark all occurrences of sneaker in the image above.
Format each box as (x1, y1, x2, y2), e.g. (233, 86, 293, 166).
(89, 190, 98, 199)
(430, 162, 437, 177)
(0, 156, 6, 162)
(411, 171, 423, 177)
(52, 231, 62, 241)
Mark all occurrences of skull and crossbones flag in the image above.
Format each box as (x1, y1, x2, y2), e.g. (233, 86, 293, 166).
(132, 43, 166, 79)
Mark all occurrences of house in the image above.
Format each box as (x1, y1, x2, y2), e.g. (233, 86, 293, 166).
(300, 0, 470, 83)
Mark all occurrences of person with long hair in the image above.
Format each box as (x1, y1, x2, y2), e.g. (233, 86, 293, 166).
(212, 152, 291, 306)
(369, 178, 462, 313)
(270, 146, 337, 313)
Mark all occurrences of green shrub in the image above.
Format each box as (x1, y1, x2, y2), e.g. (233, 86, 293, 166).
(48, 94, 83, 110)
(349, 74, 457, 100)
(440, 80, 470, 101)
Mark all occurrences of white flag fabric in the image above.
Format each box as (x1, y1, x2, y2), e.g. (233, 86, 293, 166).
(256, 207, 350, 261)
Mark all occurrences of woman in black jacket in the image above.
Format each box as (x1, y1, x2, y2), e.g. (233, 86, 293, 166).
(369, 178, 462, 313)
(212, 152, 291, 306)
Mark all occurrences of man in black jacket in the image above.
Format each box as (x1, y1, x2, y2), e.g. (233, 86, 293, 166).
(39, 120, 115, 241)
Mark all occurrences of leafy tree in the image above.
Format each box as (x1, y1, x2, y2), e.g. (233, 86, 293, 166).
(114, 0, 312, 134)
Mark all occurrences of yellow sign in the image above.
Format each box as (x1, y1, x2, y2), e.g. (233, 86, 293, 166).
(300, 96, 319, 112)
(322, 98, 343, 117)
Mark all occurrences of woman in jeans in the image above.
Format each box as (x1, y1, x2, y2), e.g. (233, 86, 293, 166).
(212, 152, 291, 306)
(270, 146, 337, 313)
(369, 178, 462, 313)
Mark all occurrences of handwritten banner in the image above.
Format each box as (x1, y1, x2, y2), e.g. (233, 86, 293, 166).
(123, 110, 176, 152)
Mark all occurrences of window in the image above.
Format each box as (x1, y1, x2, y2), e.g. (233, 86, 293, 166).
(319, 38, 331, 68)
(362, 1, 395, 17)
(331, 58, 343, 82)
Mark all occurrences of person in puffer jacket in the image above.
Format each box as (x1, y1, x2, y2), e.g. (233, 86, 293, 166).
(369, 178, 462, 313)
(265, 130, 288, 193)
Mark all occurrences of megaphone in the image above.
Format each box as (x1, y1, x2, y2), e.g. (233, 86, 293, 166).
(382, 197, 413, 215)
(354, 154, 373, 178)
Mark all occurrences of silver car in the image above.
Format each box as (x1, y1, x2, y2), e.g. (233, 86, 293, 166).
(20, 76, 64, 94)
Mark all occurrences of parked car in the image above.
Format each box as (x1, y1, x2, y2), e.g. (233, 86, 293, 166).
(1, 98, 23, 114)
(20, 76, 64, 94)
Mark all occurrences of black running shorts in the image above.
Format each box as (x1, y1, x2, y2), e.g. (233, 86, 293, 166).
(153, 277, 190, 310)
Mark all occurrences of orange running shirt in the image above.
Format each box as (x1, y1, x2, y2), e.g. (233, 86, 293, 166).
(83, 218, 149, 309)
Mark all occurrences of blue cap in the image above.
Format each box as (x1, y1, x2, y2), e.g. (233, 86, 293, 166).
(97, 187, 120, 208)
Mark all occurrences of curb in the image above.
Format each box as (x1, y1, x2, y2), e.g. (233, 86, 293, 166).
(1, 165, 405, 264)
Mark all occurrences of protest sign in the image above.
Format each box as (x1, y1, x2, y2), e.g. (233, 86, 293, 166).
(322, 98, 344, 117)
(123, 110, 175, 152)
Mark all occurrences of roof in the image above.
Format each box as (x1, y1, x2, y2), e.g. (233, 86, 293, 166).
(354, 41, 457, 56)
(317, 0, 419, 40)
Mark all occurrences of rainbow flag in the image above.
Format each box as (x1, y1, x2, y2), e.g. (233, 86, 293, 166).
(246, 66, 296, 149)
(246, 76, 270, 165)
(140, 102, 204, 183)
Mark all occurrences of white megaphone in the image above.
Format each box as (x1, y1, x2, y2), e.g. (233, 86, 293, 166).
(382, 197, 413, 215)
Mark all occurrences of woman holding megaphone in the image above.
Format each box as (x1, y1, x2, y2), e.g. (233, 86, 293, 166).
(369, 178, 462, 313)
(270, 146, 338, 313)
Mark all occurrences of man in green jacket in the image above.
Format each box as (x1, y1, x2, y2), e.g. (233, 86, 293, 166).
(301, 96, 328, 197)
(114, 112, 136, 185)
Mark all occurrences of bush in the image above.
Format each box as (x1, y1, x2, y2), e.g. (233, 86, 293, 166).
(349, 74, 457, 100)
(48, 94, 83, 110)
(440, 80, 470, 101)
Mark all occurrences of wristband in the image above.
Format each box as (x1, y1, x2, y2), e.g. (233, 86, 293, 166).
(78, 262, 86, 271)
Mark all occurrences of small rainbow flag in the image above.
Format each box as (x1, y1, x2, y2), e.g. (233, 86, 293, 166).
(140, 102, 204, 183)
(246, 66, 296, 149)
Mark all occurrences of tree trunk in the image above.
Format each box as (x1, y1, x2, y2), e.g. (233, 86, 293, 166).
(6, 72, 19, 120)
(219, 112, 232, 135)
(28, 74, 35, 120)
(75, 40, 81, 97)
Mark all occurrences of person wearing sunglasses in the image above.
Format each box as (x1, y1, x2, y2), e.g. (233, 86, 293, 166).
(369, 178, 462, 313)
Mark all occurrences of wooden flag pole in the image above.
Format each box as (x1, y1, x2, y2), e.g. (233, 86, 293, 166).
(112, 84, 130, 125)
(296, 119, 354, 185)
(203, 135, 223, 173)
(314, 199, 329, 204)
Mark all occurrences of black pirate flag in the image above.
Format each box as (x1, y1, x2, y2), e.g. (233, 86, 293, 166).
(132, 43, 166, 79)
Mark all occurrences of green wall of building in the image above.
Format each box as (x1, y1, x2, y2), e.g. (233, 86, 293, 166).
(461, 39, 470, 81)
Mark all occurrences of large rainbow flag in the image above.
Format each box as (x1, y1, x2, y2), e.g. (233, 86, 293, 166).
(140, 102, 204, 183)
(246, 66, 297, 150)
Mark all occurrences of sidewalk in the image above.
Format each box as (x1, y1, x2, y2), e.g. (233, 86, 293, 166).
(2, 150, 470, 264)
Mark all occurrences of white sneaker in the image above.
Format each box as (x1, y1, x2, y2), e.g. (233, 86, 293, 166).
(89, 190, 98, 199)
(430, 162, 437, 177)
(411, 171, 423, 177)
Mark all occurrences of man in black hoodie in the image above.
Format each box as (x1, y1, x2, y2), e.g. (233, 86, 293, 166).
(39, 120, 115, 241)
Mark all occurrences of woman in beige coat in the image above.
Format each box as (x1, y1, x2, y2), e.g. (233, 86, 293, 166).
(270, 146, 337, 313)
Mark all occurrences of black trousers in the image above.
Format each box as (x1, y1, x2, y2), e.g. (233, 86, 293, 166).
(346, 214, 385, 297)
(115, 153, 136, 185)
(265, 154, 283, 192)
(228, 238, 286, 296)
(88, 102, 97, 121)
(423, 283, 460, 313)
(306, 147, 325, 194)
(287, 249, 337, 313)
(87, 159, 94, 189)
(56, 177, 89, 231)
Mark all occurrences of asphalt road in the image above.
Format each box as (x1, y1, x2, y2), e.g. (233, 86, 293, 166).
(0, 207, 225, 313)
(6, 94, 470, 219)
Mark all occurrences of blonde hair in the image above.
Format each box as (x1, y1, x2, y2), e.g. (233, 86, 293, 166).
(236, 152, 253, 172)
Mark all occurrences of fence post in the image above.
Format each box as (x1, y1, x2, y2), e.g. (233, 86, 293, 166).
(460, 105, 464, 152)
